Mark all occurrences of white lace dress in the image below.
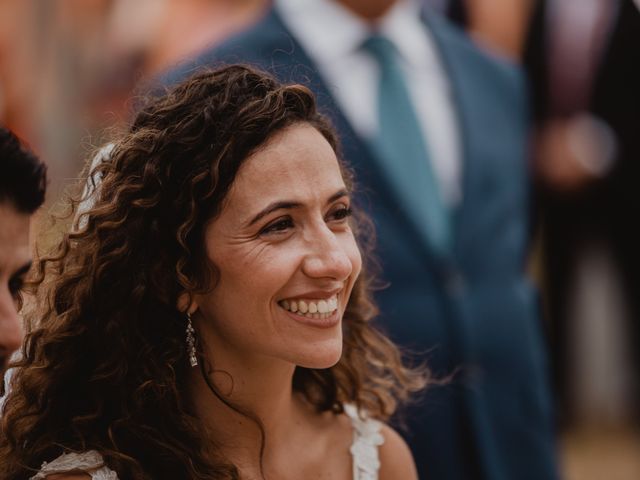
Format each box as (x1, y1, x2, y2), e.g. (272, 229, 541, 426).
(30, 450, 117, 480)
(30, 406, 384, 480)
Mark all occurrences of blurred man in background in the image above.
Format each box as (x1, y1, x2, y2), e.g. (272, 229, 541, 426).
(164, 1, 559, 479)
(0, 127, 46, 380)
(525, 0, 640, 426)
(447, 0, 640, 427)
(445, 4, 640, 480)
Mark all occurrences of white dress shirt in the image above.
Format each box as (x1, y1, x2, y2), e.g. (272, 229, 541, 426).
(276, 0, 463, 206)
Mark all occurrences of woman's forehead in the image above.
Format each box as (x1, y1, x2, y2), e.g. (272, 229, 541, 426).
(225, 124, 346, 210)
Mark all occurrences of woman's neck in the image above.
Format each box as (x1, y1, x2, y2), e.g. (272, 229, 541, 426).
(187, 347, 307, 473)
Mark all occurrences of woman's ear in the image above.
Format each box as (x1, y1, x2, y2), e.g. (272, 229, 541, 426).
(177, 292, 198, 315)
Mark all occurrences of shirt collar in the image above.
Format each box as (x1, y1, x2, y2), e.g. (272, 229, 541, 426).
(275, 0, 433, 70)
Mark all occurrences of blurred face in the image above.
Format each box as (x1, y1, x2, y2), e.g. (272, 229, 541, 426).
(338, 0, 398, 20)
(194, 123, 362, 369)
(0, 203, 30, 375)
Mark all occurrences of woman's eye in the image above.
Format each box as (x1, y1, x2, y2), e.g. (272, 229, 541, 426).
(9, 277, 24, 299)
(260, 217, 294, 235)
(328, 206, 352, 222)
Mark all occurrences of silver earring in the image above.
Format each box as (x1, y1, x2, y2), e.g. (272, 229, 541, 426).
(186, 312, 198, 367)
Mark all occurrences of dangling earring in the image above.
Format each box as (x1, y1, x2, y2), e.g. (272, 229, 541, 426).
(186, 312, 198, 367)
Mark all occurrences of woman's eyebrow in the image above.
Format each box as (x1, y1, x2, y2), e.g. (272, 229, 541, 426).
(327, 189, 349, 204)
(246, 188, 349, 227)
(247, 201, 302, 226)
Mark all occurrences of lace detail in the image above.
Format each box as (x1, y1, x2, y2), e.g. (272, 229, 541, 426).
(30, 407, 382, 480)
(30, 450, 118, 479)
(344, 404, 385, 480)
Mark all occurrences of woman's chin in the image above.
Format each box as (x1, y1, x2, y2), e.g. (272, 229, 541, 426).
(295, 343, 343, 370)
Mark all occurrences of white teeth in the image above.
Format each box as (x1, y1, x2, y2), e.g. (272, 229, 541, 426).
(329, 297, 337, 310)
(317, 300, 328, 313)
(298, 300, 308, 313)
(279, 295, 339, 317)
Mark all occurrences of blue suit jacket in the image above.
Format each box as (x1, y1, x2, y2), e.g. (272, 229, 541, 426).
(164, 8, 559, 480)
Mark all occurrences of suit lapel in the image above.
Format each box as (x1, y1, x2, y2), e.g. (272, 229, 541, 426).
(422, 12, 483, 256)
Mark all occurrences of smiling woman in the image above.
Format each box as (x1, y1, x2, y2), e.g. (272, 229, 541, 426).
(0, 66, 425, 480)
(195, 123, 362, 372)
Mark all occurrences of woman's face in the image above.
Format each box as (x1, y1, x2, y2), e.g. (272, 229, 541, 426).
(194, 123, 362, 369)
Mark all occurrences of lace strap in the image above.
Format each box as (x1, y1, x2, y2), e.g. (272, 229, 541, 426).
(344, 404, 385, 480)
(30, 450, 119, 480)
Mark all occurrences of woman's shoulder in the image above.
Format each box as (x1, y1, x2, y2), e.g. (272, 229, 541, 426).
(342, 405, 418, 480)
(30, 450, 118, 480)
(377, 423, 419, 480)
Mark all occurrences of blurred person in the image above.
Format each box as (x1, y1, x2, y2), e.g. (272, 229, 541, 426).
(0, 66, 424, 480)
(163, 1, 559, 479)
(0, 127, 46, 380)
(523, 0, 640, 423)
(448, 0, 640, 424)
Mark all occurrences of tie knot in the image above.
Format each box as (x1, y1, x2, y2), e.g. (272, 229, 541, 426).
(361, 34, 399, 65)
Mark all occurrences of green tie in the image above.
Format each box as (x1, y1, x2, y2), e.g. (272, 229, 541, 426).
(363, 34, 451, 254)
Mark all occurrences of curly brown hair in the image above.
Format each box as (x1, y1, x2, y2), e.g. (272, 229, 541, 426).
(0, 65, 425, 480)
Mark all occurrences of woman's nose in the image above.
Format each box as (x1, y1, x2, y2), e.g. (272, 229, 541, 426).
(302, 227, 353, 281)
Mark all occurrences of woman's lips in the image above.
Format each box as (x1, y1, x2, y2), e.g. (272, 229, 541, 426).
(278, 295, 341, 328)
(279, 295, 338, 315)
